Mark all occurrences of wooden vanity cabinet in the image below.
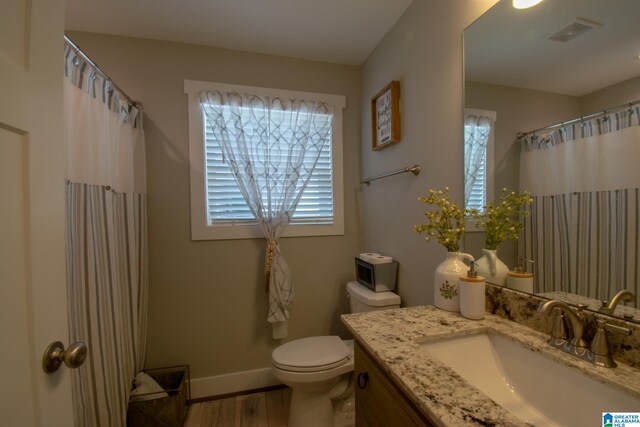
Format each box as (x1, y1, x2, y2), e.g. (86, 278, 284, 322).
(354, 341, 435, 427)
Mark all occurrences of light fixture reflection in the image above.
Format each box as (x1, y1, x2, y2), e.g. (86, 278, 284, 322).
(513, 0, 543, 9)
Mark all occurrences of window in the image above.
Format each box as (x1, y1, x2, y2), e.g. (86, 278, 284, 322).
(185, 80, 345, 240)
(203, 108, 334, 225)
(464, 108, 496, 229)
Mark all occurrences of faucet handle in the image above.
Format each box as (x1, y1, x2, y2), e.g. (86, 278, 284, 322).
(599, 300, 612, 315)
(590, 319, 631, 368)
(549, 307, 568, 342)
(603, 320, 631, 336)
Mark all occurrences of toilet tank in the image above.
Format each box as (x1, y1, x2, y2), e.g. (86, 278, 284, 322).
(346, 281, 400, 313)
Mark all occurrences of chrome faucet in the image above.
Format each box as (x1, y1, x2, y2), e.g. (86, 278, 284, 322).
(538, 300, 590, 360)
(600, 290, 636, 315)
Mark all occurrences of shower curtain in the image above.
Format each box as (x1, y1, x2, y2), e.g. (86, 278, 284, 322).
(64, 43, 148, 426)
(519, 106, 640, 301)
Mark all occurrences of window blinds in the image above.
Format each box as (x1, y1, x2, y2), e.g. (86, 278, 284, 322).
(203, 111, 335, 225)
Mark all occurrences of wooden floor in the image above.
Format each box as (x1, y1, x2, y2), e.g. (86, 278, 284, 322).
(185, 388, 292, 427)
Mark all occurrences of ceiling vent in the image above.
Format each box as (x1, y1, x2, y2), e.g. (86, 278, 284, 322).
(545, 18, 602, 43)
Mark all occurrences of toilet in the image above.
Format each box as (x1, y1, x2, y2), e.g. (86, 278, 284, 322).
(271, 281, 401, 427)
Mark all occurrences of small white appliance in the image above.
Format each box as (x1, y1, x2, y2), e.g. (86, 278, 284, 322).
(354, 253, 398, 292)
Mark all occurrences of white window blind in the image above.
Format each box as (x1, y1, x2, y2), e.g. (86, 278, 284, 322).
(465, 128, 488, 212)
(464, 108, 496, 216)
(203, 108, 334, 225)
(185, 79, 345, 241)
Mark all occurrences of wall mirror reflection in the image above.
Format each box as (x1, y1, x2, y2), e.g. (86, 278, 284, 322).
(463, 0, 640, 322)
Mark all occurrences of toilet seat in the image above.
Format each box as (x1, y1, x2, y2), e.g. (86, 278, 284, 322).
(272, 336, 350, 372)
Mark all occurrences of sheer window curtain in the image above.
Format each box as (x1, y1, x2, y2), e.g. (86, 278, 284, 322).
(464, 112, 494, 209)
(200, 90, 333, 339)
(64, 43, 148, 426)
(519, 106, 640, 301)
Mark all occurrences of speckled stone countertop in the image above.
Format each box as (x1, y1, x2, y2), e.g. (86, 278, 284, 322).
(341, 306, 640, 427)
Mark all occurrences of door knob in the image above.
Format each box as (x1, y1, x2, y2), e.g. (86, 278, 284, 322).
(42, 341, 87, 374)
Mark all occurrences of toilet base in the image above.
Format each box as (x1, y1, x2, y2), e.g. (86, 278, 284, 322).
(333, 394, 355, 427)
(287, 375, 355, 427)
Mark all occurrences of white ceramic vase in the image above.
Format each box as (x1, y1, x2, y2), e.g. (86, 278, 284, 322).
(433, 252, 474, 312)
(476, 248, 509, 286)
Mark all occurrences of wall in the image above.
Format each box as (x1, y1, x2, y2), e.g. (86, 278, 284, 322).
(359, 0, 500, 306)
(580, 75, 640, 114)
(66, 31, 361, 395)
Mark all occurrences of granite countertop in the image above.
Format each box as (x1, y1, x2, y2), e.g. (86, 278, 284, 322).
(341, 306, 640, 427)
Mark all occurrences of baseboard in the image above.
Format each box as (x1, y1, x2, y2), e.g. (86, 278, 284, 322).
(190, 367, 282, 400)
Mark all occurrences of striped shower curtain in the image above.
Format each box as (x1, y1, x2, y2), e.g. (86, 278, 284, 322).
(519, 105, 640, 302)
(64, 42, 148, 426)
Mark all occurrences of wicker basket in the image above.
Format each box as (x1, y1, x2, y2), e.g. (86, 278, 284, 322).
(127, 365, 190, 427)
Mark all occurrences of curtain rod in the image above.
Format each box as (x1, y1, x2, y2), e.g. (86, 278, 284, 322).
(64, 35, 143, 110)
(361, 164, 421, 185)
(517, 99, 639, 138)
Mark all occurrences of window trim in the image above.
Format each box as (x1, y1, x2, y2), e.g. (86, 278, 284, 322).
(464, 108, 496, 233)
(184, 79, 346, 241)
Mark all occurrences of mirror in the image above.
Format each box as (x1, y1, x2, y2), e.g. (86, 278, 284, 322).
(463, 0, 640, 322)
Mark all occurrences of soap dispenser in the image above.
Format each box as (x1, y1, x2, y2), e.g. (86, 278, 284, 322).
(506, 259, 534, 293)
(459, 262, 486, 320)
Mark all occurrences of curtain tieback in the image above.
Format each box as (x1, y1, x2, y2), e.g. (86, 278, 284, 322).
(265, 239, 278, 293)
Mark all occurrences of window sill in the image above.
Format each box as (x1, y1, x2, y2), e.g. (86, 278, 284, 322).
(191, 222, 345, 241)
(464, 217, 483, 233)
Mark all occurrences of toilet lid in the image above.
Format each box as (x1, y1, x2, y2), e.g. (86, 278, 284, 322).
(272, 336, 350, 372)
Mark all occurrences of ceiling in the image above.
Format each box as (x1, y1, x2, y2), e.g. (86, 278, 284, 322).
(64, 0, 414, 65)
(465, 0, 640, 97)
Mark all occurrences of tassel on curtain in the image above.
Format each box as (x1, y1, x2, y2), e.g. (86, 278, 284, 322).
(519, 105, 640, 302)
(199, 90, 333, 339)
(64, 42, 148, 426)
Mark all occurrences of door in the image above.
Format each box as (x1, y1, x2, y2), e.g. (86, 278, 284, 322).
(0, 0, 74, 425)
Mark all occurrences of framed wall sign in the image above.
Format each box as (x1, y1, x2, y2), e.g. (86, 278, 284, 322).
(371, 80, 401, 151)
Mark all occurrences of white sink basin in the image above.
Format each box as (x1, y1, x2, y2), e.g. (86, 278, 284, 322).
(421, 332, 640, 427)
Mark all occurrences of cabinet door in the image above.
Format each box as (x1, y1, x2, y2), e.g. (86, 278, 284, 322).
(354, 342, 434, 427)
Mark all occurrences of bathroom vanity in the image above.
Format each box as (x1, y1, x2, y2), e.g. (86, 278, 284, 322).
(342, 306, 640, 426)
(354, 341, 434, 426)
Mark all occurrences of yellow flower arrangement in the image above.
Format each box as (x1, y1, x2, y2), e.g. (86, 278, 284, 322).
(415, 187, 466, 252)
(469, 188, 532, 250)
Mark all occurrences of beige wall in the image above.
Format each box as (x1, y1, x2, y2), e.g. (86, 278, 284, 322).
(359, 0, 501, 306)
(66, 32, 362, 381)
(580, 75, 640, 114)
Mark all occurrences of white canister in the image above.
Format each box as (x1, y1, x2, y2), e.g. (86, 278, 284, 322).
(459, 273, 486, 320)
(506, 271, 534, 293)
(433, 252, 474, 312)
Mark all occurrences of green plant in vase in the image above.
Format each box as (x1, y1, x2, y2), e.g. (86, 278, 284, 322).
(415, 187, 473, 312)
(468, 189, 532, 284)
(415, 187, 466, 252)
